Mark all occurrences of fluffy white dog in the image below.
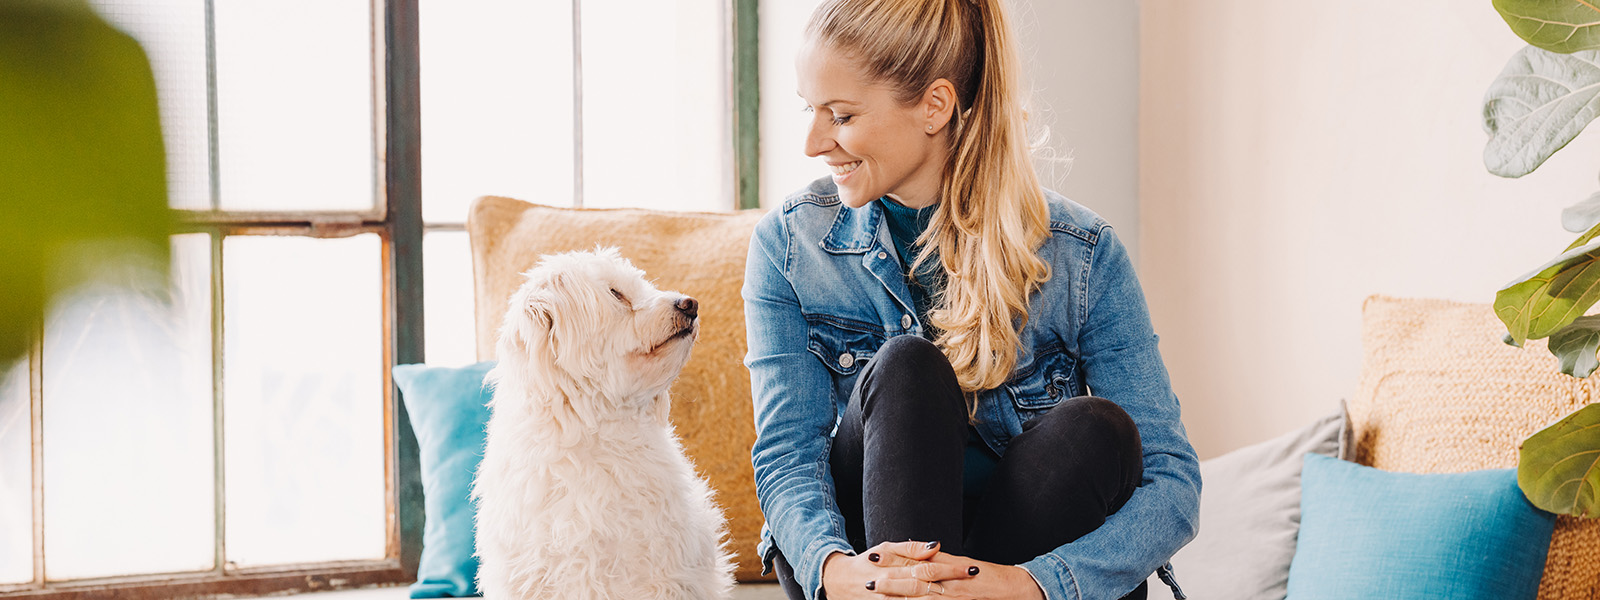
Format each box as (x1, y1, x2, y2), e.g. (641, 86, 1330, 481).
(473, 247, 734, 600)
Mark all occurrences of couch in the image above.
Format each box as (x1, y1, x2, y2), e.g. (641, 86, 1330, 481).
(466, 196, 1600, 596)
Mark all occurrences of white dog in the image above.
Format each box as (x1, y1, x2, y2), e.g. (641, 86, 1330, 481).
(473, 247, 734, 600)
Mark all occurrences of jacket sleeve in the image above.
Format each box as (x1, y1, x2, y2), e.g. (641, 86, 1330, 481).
(743, 209, 855, 600)
(1018, 224, 1202, 600)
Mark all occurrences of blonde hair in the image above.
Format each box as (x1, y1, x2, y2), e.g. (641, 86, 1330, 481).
(806, 0, 1052, 394)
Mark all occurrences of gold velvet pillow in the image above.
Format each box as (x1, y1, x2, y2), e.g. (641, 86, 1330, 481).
(467, 196, 770, 581)
(1350, 295, 1600, 599)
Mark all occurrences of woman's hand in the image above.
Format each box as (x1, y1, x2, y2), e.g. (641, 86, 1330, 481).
(821, 541, 973, 599)
(821, 540, 1044, 599)
(908, 552, 1046, 600)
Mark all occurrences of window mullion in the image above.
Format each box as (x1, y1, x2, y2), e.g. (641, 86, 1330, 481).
(209, 229, 226, 576)
(571, 0, 584, 209)
(29, 333, 43, 587)
(733, 0, 759, 210)
(382, 0, 424, 575)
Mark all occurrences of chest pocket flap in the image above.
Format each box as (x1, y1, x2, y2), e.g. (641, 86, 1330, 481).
(1006, 347, 1080, 410)
(805, 315, 886, 376)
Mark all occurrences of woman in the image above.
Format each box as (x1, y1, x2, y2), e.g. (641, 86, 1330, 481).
(742, 0, 1200, 598)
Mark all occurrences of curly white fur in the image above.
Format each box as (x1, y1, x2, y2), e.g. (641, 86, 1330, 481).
(473, 247, 734, 600)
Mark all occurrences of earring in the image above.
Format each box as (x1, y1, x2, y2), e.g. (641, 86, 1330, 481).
(927, 124, 934, 131)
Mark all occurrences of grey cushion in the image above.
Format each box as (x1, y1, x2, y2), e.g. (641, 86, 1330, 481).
(1147, 402, 1349, 600)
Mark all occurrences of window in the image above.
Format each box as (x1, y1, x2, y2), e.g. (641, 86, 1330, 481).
(0, 0, 758, 596)
(0, 0, 419, 594)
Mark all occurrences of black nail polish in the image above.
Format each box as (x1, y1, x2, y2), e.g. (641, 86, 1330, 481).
(925, 541, 939, 550)
(968, 566, 980, 576)
(868, 552, 880, 563)
(865, 580, 876, 591)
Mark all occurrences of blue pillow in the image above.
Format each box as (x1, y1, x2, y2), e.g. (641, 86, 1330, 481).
(393, 361, 496, 598)
(1287, 453, 1556, 600)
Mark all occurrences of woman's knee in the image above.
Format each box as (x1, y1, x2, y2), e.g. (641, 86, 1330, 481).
(1045, 396, 1143, 475)
(854, 334, 963, 417)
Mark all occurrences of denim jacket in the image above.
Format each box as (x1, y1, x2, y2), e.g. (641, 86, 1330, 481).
(742, 178, 1200, 600)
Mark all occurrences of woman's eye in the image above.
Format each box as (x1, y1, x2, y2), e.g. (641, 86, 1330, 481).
(802, 105, 814, 114)
(832, 115, 853, 125)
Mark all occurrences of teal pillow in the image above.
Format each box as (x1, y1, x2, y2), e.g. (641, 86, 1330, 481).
(393, 361, 496, 598)
(1287, 453, 1556, 600)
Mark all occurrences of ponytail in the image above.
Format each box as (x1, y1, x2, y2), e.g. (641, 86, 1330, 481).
(807, 0, 1052, 397)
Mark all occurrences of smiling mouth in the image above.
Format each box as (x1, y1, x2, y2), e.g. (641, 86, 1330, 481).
(830, 161, 861, 176)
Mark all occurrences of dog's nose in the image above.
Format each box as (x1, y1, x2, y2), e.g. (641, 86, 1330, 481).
(676, 296, 699, 319)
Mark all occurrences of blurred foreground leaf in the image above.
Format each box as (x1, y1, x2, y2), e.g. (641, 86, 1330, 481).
(0, 0, 174, 362)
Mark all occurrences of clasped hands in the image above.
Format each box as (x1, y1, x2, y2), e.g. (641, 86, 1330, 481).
(820, 541, 1046, 600)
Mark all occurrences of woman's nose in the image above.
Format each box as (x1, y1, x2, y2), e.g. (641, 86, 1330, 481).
(803, 117, 833, 157)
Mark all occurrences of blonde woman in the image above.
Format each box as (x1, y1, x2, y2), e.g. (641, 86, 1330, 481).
(742, 0, 1200, 598)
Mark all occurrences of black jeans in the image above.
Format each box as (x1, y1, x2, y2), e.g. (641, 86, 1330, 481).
(772, 335, 1148, 599)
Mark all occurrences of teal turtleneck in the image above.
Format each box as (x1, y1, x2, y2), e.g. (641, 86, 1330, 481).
(877, 194, 999, 492)
(877, 195, 942, 325)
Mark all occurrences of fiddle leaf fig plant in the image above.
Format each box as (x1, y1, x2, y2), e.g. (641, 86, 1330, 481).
(1518, 402, 1600, 518)
(1485, 0, 1600, 519)
(1492, 0, 1600, 54)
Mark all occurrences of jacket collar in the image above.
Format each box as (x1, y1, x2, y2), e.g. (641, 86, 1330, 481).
(820, 198, 884, 254)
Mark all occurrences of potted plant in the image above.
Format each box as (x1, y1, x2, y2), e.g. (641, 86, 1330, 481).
(1483, 0, 1600, 519)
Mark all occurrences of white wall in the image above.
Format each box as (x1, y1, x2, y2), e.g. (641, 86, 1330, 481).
(1013, 0, 1141, 259)
(1140, 0, 1600, 459)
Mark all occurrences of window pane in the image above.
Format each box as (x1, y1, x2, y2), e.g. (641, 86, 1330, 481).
(423, 232, 476, 366)
(222, 235, 385, 567)
(758, 0, 827, 208)
(41, 235, 215, 580)
(0, 359, 31, 585)
(581, 0, 731, 212)
(421, 0, 573, 222)
(214, 2, 375, 212)
(90, 0, 210, 210)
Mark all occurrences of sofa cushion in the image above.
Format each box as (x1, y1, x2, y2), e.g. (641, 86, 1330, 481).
(466, 196, 768, 580)
(1350, 295, 1600, 598)
(1286, 454, 1555, 600)
(392, 361, 496, 598)
(1158, 403, 1348, 600)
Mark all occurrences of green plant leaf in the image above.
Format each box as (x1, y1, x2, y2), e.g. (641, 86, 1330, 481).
(1519, 403, 1600, 517)
(1482, 46, 1600, 177)
(1564, 190, 1600, 233)
(0, 0, 174, 362)
(1493, 0, 1600, 53)
(1549, 315, 1600, 376)
(1496, 238, 1600, 344)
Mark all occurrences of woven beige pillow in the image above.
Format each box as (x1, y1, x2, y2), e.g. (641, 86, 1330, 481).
(467, 196, 770, 581)
(1350, 295, 1600, 599)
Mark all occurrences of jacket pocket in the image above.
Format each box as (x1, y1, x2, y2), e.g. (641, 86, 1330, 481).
(1005, 348, 1079, 411)
(804, 314, 887, 376)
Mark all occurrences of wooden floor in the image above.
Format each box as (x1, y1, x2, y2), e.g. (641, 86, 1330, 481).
(248, 582, 788, 599)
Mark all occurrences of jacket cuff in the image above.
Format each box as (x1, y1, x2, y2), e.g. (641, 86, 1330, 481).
(1020, 554, 1080, 600)
(798, 538, 855, 600)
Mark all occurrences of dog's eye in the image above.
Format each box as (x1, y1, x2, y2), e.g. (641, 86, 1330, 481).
(610, 288, 629, 305)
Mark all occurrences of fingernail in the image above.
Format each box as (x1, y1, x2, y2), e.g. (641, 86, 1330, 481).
(925, 541, 939, 550)
(865, 580, 876, 591)
(968, 566, 980, 576)
(868, 552, 880, 563)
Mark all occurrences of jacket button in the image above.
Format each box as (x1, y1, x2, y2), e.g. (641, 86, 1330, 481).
(877, 251, 888, 260)
(839, 353, 855, 368)
(901, 314, 912, 329)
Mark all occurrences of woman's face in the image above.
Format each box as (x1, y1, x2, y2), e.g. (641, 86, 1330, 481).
(796, 42, 948, 209)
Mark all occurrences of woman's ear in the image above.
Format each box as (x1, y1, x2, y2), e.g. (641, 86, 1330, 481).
(924, 78, 958, 134)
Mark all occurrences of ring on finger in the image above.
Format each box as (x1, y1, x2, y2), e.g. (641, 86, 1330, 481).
(926, 581, 945, 595)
